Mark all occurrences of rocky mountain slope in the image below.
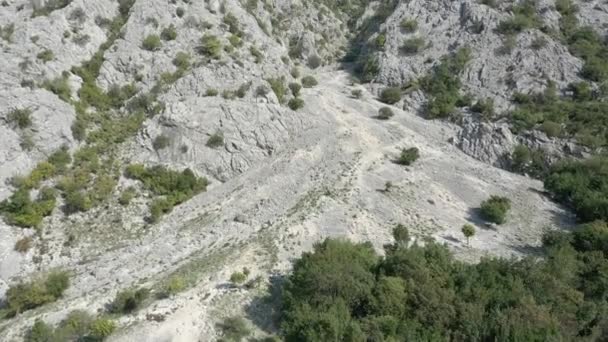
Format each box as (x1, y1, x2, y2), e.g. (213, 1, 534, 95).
(0, 0, 602, 340)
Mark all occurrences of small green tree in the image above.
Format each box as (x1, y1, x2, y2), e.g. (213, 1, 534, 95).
(462, 224, 475, 246)
(393, 224, 410, 245)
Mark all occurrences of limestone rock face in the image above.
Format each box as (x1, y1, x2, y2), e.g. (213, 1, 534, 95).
(370, 0, 583, 112)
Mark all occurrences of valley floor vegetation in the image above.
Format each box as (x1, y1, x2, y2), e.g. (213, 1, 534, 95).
(278, 222, 608, 341)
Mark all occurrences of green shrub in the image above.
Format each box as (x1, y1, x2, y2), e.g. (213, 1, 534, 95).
(176, 7, 185, 17)
(392, 224, 410, 244)
(495, 0, 539, 35)
(288, 97, 305, 110)
(216, 316, 250, 341)
(153, 134, 171, 150)
(267, 77, 287, 103)
(32, 0, 72, 17)
(42, 76, 71, 102)
(290, 67, 300, 79)
(48, 145, 72, 174)
(149, 197, 172, 223)
(301, 76, 318, 88)
(228, 34, 242, 47)
(26, 311, 116, 341)
(199, 34, 222, 58)
(64, 189, 93, 213)
(230, 271, 247, 284)
(379, 87, 401, 104)
(400, 18, 418, 33)
(173, 52, 191, 70)
(0, 22, 14, 42)
(308, 54, 322, 69)
(37, 49, 54, 63)
(530, 36, 547, 50)
(375, 34, 386, 49)
(400, 37, 426, 54)
(377, 107, 394, 120)
(0, 186, 57, 228)
(142, 34, 161, 51)
(7, 108, 33, 129)
(118, 187, 137, 206)
(510, 144, 547, 177)
(223, 12, 241, 35)
(396, 147, 419, 166)
(471, 97, 495, 119)
(236, 82, 252, 98)
(206, 88, 219, 96)
(125, 164, 207, 221)
(89, 318, 116, 338)
(158, 276, 186, 298)
(223, 90, 237, 100)
(479, 195, 511, 224)
(250, 46, 264, 63)
(5, 271, 69, 316)
(109, 288, 149, 314)
(26, 319, 53, 342)
(206, 131, 224, 148)
(289, 82, 302, 97)
(161, 24, 177, 41)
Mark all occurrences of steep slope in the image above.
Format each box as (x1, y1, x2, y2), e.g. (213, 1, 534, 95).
(0, 0, 594, 340)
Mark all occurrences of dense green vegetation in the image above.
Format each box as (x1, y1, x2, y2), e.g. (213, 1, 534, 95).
(505, 0, 608, 148)
(419, 47, 471, 119)
(0, 186, 56, 228)
(280, 223, 608, 341)
(544, 156, 608, 223)
(3, 271, 69, 317)
(509, 82, 608, 148)
(125, 164, 208, 222)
